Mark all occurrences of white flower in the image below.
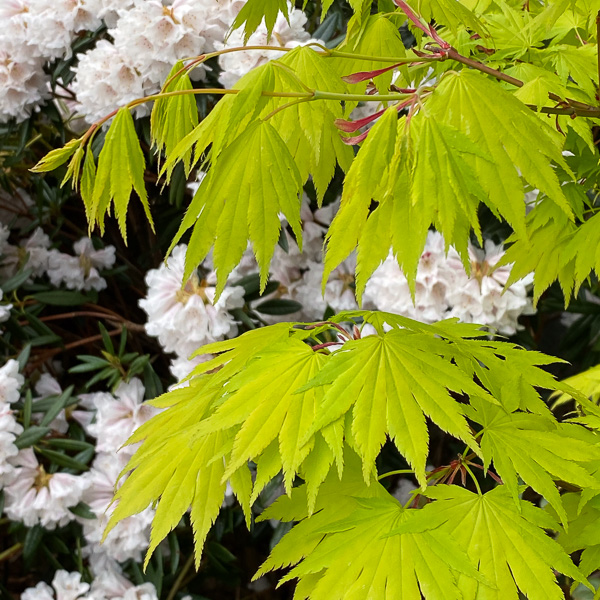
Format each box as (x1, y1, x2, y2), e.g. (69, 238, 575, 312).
(288, 255, 358, 321)
(140, 244, 245, 358)
(217, 5, 312, 88)
(110, 1, 207, 85)
(445, 240, 535, 335)
(71, 41, 148, 124)
(47, 237, 116, 291)
(0, 226, 50, 279)
(21, 582, 55, 600)
(363, 232, 534, 334)
(0, 359, 24, 406)
(0, 290, 12, 323)
(0, 38, 49, 123)
(4, 448, 89, 528)
(21, 571, 90, 600)
(81, 452, 154, 563)
(93, 0, 136, 28)
(0, 404, 23, 486)
(88, 559, 158, 600)
(85, 378, 158, 455)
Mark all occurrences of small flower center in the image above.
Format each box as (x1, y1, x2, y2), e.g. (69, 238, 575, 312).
(34, 465, 53, 490)
(470, 259, 490, 285)
(79, 253, 93, 278)
(175, 274, 210, 305)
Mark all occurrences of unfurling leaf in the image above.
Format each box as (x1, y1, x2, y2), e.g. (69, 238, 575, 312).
(31, 137, 81, 174)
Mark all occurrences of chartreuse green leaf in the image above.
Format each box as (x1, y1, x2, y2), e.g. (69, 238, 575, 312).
(198, 338, 330, 494)
(265, 46, 354, 201)
(230, 0, 289, 43)
(90, 108, 153, 241)
(412, 485, 589, 600)
(162, 61, 277, 186)
(181, 119, 302, 296)
(498, 198, 579, 303)
(150, 61, 198, 171)
(555, 492, 600, 580)
(552, 363, 600, 407)
(466, 398, 600, 525)
(301, 327, 491, 485)
(409, 111, 490, 264)
(324, 106, 398, 299)
(257, 450, 485, 599)
(337, 14, 409, 91)
(412, 0, 487, 36)
(31, 137, 81, 173)
(104, 380, 248, 569)
(427, 71, 572, 228)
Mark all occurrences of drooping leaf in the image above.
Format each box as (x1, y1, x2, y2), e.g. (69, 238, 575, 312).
(150, 61, 198, 171)
(181, 120, 303, 296)
(31, 137, 81, 174)
(425, 70, 573, 232)
(324, 107, 398, 298)
(90, 108, 153, 241)
(265, 46, 354, 201)
(104, 381, 245, 568)
(230, 0, 290, 43)
(466, 399, 600, 525)
(258, 452, 485, 599)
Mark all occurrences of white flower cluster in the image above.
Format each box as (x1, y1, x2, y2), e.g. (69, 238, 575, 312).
(47, 238, 116, 292)
(0, 360, 24, 485)
(139, 244, 244, 380)
(363, 232, 534, 335)
(216, 5, 313, 88)
(0, 352, 157, 561)
(21, 567, 158, 600)
(0, 228, 116, 292)
(0, 0, 103, 122)
(72, 0, 244, 124)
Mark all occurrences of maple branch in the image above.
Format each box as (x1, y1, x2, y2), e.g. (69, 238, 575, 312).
(597, 10, 600, 98)
(445, 47, 523, 88)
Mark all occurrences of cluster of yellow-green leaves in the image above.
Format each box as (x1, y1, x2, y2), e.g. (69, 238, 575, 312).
(34, 0, 600, 597)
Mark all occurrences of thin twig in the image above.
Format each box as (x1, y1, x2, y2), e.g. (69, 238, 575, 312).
(166, 553, 195, 600)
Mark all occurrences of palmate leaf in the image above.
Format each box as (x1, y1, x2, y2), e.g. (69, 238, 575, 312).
(197, 338, 330, 494)
(466, 399, 600, 525)
(499, 197, 580, 303)
(162, 61, 277, 185)
(413, 485, 589, 600)
(182, 119, 303, 296)
(258, 451, 485, 600)
(90, 107, 153, 241)
(264, 46, 354, 201)
(335, 14, 409, 93)
(425, 70, 572, 231)
(104, 380, 249, 569)
(300, 327, 492, 485)
(324, 106, 398, 299)
(150, 61, 198, 171)
(555, 493, 600, 580)
(230, 0, 289, 43)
